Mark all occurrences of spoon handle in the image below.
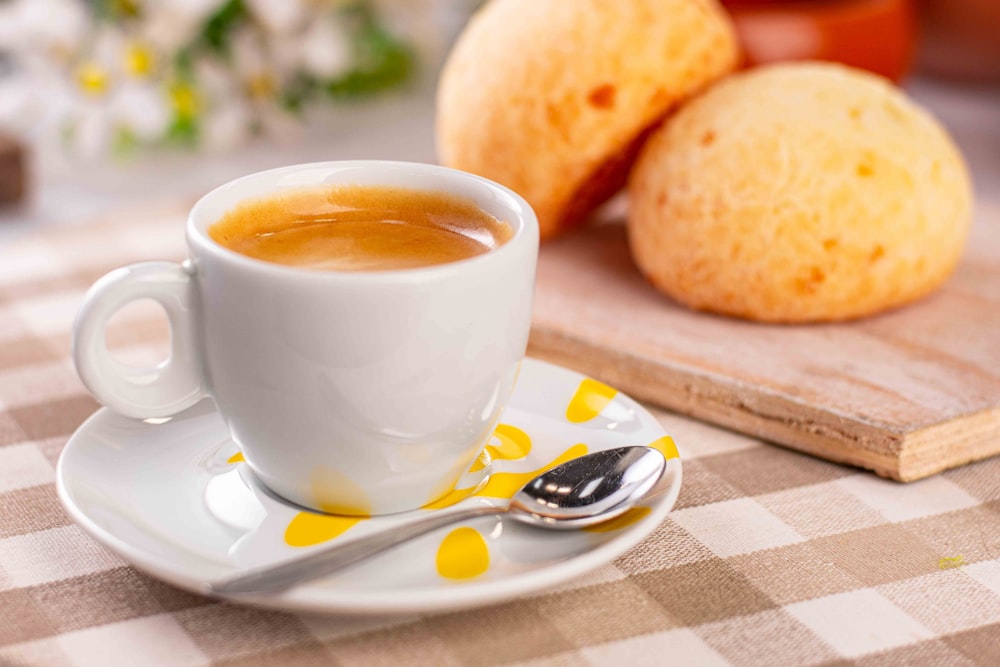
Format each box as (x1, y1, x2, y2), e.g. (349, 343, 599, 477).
(208, 505, 507, 597)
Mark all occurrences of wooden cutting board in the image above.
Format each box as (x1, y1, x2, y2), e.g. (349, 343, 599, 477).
(529, 202, 1000, 481)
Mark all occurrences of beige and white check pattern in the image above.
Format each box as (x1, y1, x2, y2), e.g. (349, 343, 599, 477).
(1, 210, 998, 666)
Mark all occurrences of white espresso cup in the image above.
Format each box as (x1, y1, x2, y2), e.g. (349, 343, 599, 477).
(73, 161, 539, 515)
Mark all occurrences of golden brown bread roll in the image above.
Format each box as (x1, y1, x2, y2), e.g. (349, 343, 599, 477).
(628, 62, 972, 322)
(436, 0, 739, 239)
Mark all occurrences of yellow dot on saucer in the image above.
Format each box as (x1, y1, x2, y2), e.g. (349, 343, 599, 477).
(492, 424, 532, 459)
(226, 451, 244, 464)
(646, 435, 680, 460)
(470, 423, 533, 472)
(476, 443, 588, 500)
(423, 485, 478, 511)
(566, 378, 618, 423)
(284, 512, 365, 548)
(436, 526, 490, 579)
(468, 449, 492, 474)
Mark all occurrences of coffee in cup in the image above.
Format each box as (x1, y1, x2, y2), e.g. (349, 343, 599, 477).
(208, 185, 514, 272)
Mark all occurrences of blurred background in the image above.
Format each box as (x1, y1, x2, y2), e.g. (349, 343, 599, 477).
(0, 0, 997, 241)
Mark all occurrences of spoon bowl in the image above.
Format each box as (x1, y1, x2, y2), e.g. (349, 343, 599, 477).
(509, 445, 667, 528)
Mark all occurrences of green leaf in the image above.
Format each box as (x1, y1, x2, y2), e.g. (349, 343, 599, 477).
(112, 127, 138, 157)
(325, 23, 414, 99)
(281, 73, 317, 113)
(201, 0, 246, 55)
(100, 0, 141, 20)
(173, 49, 195, 79)
(165, 114, 199, 147)
(322, 1, 415, 98)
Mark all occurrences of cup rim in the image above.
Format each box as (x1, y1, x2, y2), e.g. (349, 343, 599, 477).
(186, 160, 539, 283)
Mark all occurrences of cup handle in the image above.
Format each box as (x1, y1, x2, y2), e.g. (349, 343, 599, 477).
(72, 261, 207, 419)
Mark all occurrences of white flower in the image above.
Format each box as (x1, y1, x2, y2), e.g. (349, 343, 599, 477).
(2, 0, 90, 58)
(73, 102, 112, 159)
(141, 0, 228, 52)
(229, 26, 295, 102)
(0, 68, 37, 135)
(0, 0, 419, 157)
(202, 100, 253, 152)
(194, 57, 238, 97)
(111, 84, 171, 141)
(193, 54, 255, 151)
(193, 55, 253, 150)
(300, 13, 354, 80)
(43, 24, 170, 157)
(244, 0, 308, 35)
(89, 27, 125, 70)
(230, 27, 271, 87)
(164, 0, 229, 24)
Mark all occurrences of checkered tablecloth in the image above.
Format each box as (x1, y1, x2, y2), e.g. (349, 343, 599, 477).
(1, 207, 998, 667)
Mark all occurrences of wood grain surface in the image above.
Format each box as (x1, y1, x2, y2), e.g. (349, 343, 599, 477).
(529, 203, 1000, 481)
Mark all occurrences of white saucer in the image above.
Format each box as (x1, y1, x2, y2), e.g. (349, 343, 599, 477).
(57, 358, 682, 615)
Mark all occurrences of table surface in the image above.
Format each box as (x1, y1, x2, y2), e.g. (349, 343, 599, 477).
(0, 76, 998, 666)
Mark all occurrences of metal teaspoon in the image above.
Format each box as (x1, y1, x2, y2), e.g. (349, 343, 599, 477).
(208, 445, 667, 597)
